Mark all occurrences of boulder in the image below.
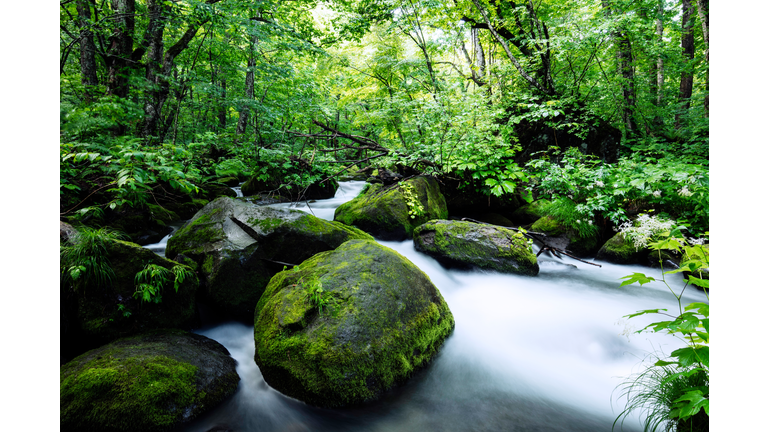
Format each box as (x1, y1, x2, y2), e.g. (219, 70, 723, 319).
(334, 176, 448, 240)
(60, 329, 239, 432)
(166, 197, 373, 321)
(254, 239, 455, 408)
(61, 238, 198, 359)
(510, 199, 550, 225)
(413, 220, 539, 276)
(595, 232, 649, 264)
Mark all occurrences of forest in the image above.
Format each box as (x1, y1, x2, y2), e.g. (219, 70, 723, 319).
(58, 0, 709, 431)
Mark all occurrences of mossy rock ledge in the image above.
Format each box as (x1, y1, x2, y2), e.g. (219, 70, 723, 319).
(60, 329, 239, 432)
(166, 197, 373, 321)
(254, 239, 455, 408)
(413, 220, 539, 276)
(62, 239, 198, 358)
(333, 176, 448, 240)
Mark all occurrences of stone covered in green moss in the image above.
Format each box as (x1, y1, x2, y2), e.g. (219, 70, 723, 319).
(334, 176, 448, 240)
(60, 329, 239, 432)
(510, 199, 550, 225)
(66, 239, 198, 352)
(254, 239, 454, 408)
(566, 230, 601, 257)
(530, 215, 567, 236)
(595, 232, 649, 264)
(413, 220, 539, 276)
(166, 197, 373, 320)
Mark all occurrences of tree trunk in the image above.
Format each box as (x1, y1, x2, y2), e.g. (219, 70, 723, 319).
(76, 0, 99, 97)
(676, 0, 695, 128)
(651, 0, 664, 127)
(602, 1, 637, 136)
(218, 76, 227, 131)
(105, 0, 135, 98)
(142, 19, 209, 139)
(696, 0, 709, 116)
(236, 36, 257, 135)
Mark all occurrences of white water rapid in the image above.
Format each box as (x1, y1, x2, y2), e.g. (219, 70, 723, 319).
(153, 181, 706, 432)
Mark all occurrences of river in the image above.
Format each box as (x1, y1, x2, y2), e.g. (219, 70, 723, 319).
(144, 181, 707, 432)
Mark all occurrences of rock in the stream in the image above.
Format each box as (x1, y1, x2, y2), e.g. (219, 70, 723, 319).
(253, 239, 455, 408)
(413, 220, 539, 276)
(60, 329, 239, 432)
(334, 176, 448, 240)
(166, 197, 373, 321)
(61, 237, 198, 357)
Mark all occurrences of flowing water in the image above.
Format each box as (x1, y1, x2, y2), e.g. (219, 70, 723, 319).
(155, 181, 706, 432)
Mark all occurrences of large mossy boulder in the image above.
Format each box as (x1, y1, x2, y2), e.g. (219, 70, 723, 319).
(254, 239, 455, 408)
(166, 197, 373, 320)
(60, 329, 239, 432)
(413, 220, 539, 276)
(334, 176, 448, 240)
(62, 239, 198, 359)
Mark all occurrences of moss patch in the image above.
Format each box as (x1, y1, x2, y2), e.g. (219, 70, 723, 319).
(531, 216, 566, 236)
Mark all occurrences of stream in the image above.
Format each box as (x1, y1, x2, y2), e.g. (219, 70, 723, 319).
(143, 181, 707, 432)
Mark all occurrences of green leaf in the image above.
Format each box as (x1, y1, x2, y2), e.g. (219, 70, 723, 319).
(619, 273, 655, 287)
(671, 346, 709, 368)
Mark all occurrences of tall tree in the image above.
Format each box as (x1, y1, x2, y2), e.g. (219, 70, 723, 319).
(675, 0, 695, 128)
(695, 0, 709, 116)
(75, 0, 99, 96)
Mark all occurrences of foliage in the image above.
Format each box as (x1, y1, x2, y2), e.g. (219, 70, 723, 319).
(614, 231, 709, 431)
(525, 147, 708, 236)
(399, 182, 425, 219)
(134, 264, 195, 304)
(60, 227, 128, 290)
(60, 139, 200, 216)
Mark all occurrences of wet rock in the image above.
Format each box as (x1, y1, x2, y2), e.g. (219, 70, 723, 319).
(413, 220, 539, 276)
(60, 329, 239, 432)
(254, 239, 454, 408)
(166, 197, 372, 321)
(334, 176, 448, 240)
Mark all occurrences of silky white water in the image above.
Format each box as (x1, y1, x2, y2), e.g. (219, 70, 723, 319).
(162, 181, 706, 432)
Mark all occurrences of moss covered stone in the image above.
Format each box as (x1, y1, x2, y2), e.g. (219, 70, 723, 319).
(60, 329, 239, 432)
(166, 197, 373, 321)
(413, 220, 539, 276)
(510, 199, 550, 225)
(530, 215, 566, 236)
(595, 232, 649, 264)
(254, 239, 454, 408)
(333, 176, 448, 240)
(64, 239, 198, 357)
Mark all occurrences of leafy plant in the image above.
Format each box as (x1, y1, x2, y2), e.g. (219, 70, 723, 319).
(60, 227, 128, 290)
(613, 232, 709, 431)
(399, 182, 425, 219)
(133, 264, 195, 304)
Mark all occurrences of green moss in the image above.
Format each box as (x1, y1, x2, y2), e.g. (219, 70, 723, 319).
(531, 216, 566, 236)
(414, 220, 538, 275)
(61, 353, 198, 431)
(254, 239, 454, 407)
(334, 177, 448, 240)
